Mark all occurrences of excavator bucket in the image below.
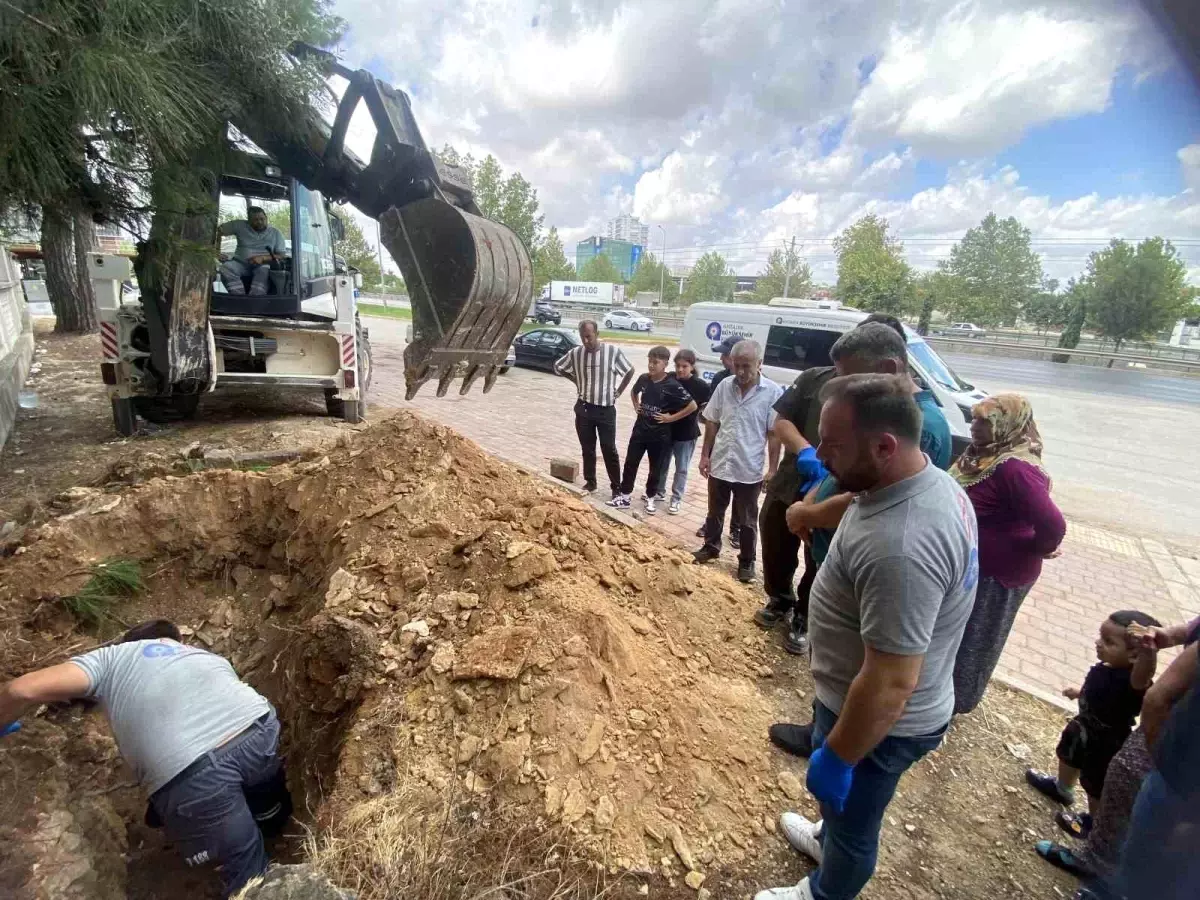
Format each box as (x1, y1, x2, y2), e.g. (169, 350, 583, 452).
(380, 199, 532, 399)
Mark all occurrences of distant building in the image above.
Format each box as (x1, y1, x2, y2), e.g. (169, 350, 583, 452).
(734, 275, 758, 293)
(575, 237, 644, 282)
(606, 214, 650, 248)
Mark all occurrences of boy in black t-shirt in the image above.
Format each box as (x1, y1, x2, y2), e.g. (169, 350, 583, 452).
(1026, 609, 1160, 833)
(656, 349, 711, 515)
(607, 346, 697, 515)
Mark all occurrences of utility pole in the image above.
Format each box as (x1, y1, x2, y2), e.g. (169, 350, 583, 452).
(782, 236, 797, 298)
(657, 225, 666, 307)
(376, 219, 386, 292)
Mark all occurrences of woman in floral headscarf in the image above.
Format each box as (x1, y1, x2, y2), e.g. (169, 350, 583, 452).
(951, 394, 1066, 715)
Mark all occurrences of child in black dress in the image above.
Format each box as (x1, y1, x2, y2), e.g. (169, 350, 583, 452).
(1026, 609, 1160, 846)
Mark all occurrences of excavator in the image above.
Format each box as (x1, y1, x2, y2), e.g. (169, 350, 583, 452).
(91, 43, 531, 436)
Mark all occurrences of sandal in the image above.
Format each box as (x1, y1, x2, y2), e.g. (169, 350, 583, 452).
(1056, 810, 1093, 840)
(1035, 840, 1090, 877)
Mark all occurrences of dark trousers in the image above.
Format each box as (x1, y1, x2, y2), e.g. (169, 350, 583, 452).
(808, 701, 947, 900)
(703, 477, 761, 564)
(620, 433, 671, 498)
(573, 400, 621, 492)
(760, 493, 801, 601)
(150, 711, 283, 898)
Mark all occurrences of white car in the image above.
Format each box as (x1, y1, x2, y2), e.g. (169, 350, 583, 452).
(603, 308, 653, 332)
(941, 322, 987, 338)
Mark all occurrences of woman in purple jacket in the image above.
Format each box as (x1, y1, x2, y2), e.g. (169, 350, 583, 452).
(951, 394, 1066, 715)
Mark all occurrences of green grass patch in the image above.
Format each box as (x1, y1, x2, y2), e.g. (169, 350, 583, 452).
(358, 302, 412, 320)
(62, 558, 145, 628)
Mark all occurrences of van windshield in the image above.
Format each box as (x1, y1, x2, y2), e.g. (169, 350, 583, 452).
(907, 341, 973, 392)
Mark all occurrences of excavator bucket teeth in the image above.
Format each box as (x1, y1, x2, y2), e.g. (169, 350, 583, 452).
(379, 199, 531, 400)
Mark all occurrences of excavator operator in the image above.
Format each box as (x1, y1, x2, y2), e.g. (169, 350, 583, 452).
(218, 206, 286, 296)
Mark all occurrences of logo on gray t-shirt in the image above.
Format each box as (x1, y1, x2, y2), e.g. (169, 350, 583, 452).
(808, 464, 979, 737)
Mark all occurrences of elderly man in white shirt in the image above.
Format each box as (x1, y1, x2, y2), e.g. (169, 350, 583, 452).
(693, 339, 784, 582)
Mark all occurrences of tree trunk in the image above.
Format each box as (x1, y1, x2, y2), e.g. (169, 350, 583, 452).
(41, 205, 94, 334)
(71, 209, 100, 332)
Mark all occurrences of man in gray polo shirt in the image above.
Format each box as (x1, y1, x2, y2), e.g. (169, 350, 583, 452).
(756, 374, 978, 900)
(0, 619, 285, 897)
(218, 206, 287, 296)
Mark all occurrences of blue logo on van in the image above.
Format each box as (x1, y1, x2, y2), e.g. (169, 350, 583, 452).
(705, 322, 722, 341)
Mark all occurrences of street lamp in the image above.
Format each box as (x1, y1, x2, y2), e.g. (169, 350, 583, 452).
(657, 225, 666, 307)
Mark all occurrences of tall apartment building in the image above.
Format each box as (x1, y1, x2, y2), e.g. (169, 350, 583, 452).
(606, 213, 650, 248)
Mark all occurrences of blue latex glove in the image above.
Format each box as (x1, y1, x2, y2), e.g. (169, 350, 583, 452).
(806, 743, 854, 814)
(794, 446, 829, 495)
(1, 721, 20, 738)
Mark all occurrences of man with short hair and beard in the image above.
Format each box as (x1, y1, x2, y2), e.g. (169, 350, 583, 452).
(218, 205, 287, 297)
(756, 374, 978, 900)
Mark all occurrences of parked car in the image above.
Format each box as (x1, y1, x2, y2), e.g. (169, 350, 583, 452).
(603, 308, 653, 332)
(528, 301, 562, 325)
(939, 322, 987, 338)
(680, 302, 989, 452)
(511, 327, 581, 372)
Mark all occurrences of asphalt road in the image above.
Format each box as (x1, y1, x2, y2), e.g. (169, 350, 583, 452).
(369, 315, 1200, 548)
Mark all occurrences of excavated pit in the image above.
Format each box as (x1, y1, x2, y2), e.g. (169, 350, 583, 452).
(0, 413, 792, 900)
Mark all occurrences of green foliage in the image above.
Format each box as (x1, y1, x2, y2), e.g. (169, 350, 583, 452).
(533, 226, 574, 292)
(332, 205, 381, 284)
(1023, 278, 1066, 333)
(0, 0, 344, 218)
(1057, 279, 1088, 349)
(1081, 237, 1190, 349)
(683, 252, 734, 305)
(627, 251, 679, 304)
(754, 245, 813, 304)
(578, 253, 622, 284)
(438, 149, 544, 254)
(62, 558, 144, 627)
(941, 213, 1044, 327)
(832, 215, 911, 313)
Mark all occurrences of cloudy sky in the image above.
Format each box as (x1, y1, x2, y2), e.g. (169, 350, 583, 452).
(334, 0, 1200, 284)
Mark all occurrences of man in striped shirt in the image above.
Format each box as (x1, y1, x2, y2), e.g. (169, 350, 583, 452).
(554, 320, 635, 497)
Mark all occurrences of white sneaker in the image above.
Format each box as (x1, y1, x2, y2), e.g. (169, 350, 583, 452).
(606, 494, 631, 509)
(754, 878, 815, 900)
(644, 495, 658, 515)
(668, 499, 681, 515)
(780, 813, 823, 863)
(654, 492, 666, 501)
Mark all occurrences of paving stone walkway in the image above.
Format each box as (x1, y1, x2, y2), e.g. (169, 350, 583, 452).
(370, 322, 1200, 707)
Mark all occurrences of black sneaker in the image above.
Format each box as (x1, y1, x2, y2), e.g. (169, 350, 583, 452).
(768, 722, 815, 758)
(582, 481, 597, 494)
(695, 525, 707, 538)
(783, 613, 809, 655)
(692, 545, 720, 564)
(737, 561, 755, 583)
(753, 596, 793, 629)
(729, 531, 741, 549)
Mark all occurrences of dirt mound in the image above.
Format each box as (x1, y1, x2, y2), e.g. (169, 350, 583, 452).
(0, 412, 790, 894)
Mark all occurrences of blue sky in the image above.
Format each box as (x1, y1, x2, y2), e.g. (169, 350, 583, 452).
(335, 0, 1200, 282)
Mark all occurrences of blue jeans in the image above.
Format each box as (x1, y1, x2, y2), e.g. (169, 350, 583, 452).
(667, 439, 697, 502)
(1094, 770, 1200, 900)
(150, 711, 282, 898)
(808, 701, 947, 900)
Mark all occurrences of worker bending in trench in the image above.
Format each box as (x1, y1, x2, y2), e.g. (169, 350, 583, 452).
(0, 619, 289, 897)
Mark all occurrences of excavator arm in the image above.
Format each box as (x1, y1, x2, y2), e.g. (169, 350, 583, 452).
(228, 43, 531, 398)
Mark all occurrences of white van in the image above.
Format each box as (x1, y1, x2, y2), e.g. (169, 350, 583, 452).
(680, 301, 988, 444)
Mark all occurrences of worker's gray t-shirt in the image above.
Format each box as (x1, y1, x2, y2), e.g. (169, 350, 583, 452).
(808, 462, 979, 737)
(71, 640, 270, 793)
(225, 221, 286, 262)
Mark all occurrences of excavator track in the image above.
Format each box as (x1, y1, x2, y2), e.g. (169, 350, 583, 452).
(380, 199, 531, 399)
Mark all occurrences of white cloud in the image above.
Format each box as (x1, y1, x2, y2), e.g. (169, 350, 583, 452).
(633, 152, 730, 224)
(1181, 144, 1200, 191)
(847, 3, 1156, 156)
(329, 0, 1198, 283)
